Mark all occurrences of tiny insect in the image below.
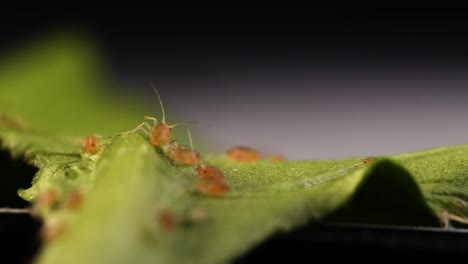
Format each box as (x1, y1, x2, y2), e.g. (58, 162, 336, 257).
(226, 146, 261, 163)
(195, 165, 230, 196)
(195, 165, 225, 181)
(362, 157, 374, 166)
(127, 83, 191, 147)
(158, 209, 177, 232)
(82, 135, 99, 154)
(64, 190, 84, 210)
(32, 189, 59, 215)
(40, 219, 67, 242)
(166, 141, 201, 166)
(187, 129, 230, 196)
(196, 178, 230, 196)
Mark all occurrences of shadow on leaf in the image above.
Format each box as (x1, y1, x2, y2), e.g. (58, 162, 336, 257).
(323, 158, 441, 227)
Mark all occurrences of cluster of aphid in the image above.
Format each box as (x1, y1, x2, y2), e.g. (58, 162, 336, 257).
(32, 86, 233, 240)
(34, 85, 294, 238)
(33, 187, 85, 241)
(32, 135, 102, 241)
(80, 85, 231, 199)
(125, 85, 231, 197)
(122, 85, 235, 232)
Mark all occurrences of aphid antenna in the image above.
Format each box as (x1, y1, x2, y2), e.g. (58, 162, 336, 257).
(150, 82, 167, 124)
(187, 128, 199, 173)
(150, 82, 207, 129)
(169, 121, 203, 129)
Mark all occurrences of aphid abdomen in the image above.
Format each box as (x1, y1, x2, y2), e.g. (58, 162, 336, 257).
(196, 178, 230, 196)
(150, 124, 171, 146)
(178, 149, 200, 166)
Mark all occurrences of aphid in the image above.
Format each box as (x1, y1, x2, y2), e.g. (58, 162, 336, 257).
(32, 189, 59, 215)
(226, 146, 261, 163)
(64, 190, 84, 210)
(196, 166, 225, 181)
(354, 157, 376, 169)
(128, 84, 190, 147)
(158, 209, 176, 232)
(82, 135, 99, 154)
(40, 219, 67, 242)
(362, 157, 374, 166)
(187, 129, 230, 196)
(166, 141, 201, 166)
(195, 165, 230, 196)
(196, 178, 230, 196)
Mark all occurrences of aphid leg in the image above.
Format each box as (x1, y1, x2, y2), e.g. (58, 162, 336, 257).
(150, 83, 167, 124)
(187, 128, 198, 174)
(139, 122, 152, 133)
(144, 116, 158, 126)
(169, 121, 200, 129)
(132, 123, 150, 135)
(121, 121, 151, 136)
(150, 83, 203, 130)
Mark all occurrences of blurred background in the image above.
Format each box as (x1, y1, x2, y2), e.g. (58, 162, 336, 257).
(1, 1, 468, 160)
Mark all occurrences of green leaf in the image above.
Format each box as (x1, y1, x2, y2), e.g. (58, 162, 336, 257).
(324, 158, 440, 226)
(394, 146, 468, 226)
(1, 30, 468, 264)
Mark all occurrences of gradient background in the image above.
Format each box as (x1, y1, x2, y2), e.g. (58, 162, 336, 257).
(2, 2, 468, 160)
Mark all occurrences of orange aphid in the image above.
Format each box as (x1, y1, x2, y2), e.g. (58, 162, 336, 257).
(158, 210, 176, 232)
(41, 220, 67, 242)
(195, 165, 230, 196)
(33, 189, 59, 214)
(64, 191, 84, 210)
(362, 157, 374, 166)
(196, 166, 225, 180)
(226, 146, 260, 163)
(82, 135, 99, 154)
(150, 123, 172, 146)
(129, 84, 191, 147)
(166, 141, 201, 166)
(196, 178, 230, 196)
(186, 129, 230, 196)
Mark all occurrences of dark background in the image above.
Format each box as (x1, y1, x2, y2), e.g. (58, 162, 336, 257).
(1, 1, 468, 160)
